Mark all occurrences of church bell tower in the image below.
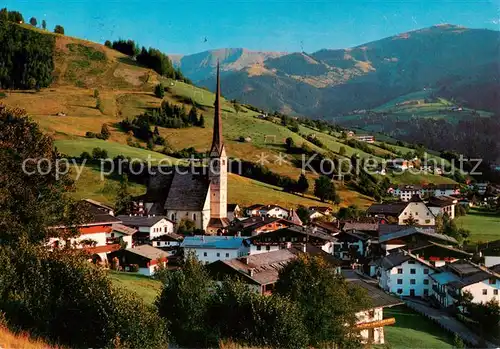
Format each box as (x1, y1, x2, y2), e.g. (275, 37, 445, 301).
(208, 61, 228, 221)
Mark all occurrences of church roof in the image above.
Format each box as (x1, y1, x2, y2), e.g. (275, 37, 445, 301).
(164, 172, 210, 211)
(210, 61, 224, 156)
(208, 217, 231, 228)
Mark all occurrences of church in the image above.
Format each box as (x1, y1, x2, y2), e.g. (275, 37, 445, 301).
(133, 63, 230, 235)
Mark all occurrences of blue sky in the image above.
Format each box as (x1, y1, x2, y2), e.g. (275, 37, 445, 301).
(6, 0, 500, 55)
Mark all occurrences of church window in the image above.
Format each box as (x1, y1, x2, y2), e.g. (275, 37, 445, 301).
(193, 214, 197, 221)
(171, 214, 175, 221)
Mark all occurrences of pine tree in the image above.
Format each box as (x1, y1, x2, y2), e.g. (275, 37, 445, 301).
(114, 175, 131, 215)
(297, 173, 309, 195)
(314, 176, 337, 202)
(42, 19, 46, 30)
(154, 83, 165, 99)
(100, 123, 110, 140)
(198, 114, 205, 128)
(188, 106, 198, 125)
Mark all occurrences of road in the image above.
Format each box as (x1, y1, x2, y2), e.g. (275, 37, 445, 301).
(405, 299, 497, 348)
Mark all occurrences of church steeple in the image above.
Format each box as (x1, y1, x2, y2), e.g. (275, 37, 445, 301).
(210, 61, 223, 156)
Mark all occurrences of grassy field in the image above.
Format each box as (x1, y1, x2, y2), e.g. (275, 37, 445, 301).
(68, 165, 146, 204)
(383, 171, 457, 185)
(228, 173, 372, 209)
(456, 208, 500, 243)
(55, 138, 179, 163)
(384, 306, 454, 349)
(108, 271, 162, 305)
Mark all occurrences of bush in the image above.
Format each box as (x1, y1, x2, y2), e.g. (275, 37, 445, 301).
(0, 244, 166, 348)
(54, 25, 64, 34)
(154, 83, 165, 99)
(79, 151, 91, 160)
(91, 147, 108, 160)
(100, 123, 110, 140)
(85, 131, 97, 138)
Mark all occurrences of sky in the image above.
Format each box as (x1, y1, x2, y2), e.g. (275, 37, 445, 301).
(5, 0, 500, 55)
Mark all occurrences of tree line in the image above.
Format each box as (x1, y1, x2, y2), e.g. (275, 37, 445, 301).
(105, 39, 190, 82)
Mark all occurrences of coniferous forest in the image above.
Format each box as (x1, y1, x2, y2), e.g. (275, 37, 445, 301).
(0, 20, 55, 89)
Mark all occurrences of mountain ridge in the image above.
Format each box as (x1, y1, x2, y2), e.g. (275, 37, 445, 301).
(172, 25, 500, 117)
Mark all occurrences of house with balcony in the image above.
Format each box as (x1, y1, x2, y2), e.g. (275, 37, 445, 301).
(429, 260, 500, 308)
(379, 226, 458, 253)
(246, 226, 336, 255)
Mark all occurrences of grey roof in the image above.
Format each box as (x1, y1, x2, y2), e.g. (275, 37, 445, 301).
(445, 261, 500, 289)
(247, 226, 337, 244)
(380, 251, 437, 271)
(379, 226, 458, 244)
(343, 222, 379, 232)
(427, 196, 457, 208)
(151, 233, 183, 241)
(126, 245, 167, 260)
(164, 172, 210, 211)
(213, 249, 297, 285)
(111, 223, 138, 235)
(410, 241, 472, 257)
(83, 200, 121, 225)
(117, 215, 171, 227)
(367, 202, 408, 215)
(342, 270, 404, 309)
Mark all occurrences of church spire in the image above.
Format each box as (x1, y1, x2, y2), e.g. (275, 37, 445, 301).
(211, 60, 223, 155)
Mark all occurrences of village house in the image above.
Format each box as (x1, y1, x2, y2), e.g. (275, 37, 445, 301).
(227, 204, 242, 221)
(356, 135, 375, 143)
(427, 196, 458, 219)
(49, 199, 123, 263)
(343, 270, 403, 345)
(151, 232, 184, 249)
(478, 240, 500, 267)
(386, 159, 414, 171)
(310, 221, 341, 235)
(408, 241, 471, 266)
(109, 223, 137, 248)
(108, 244, 168, 276)
(246, 226, 336, 255)
(375, 251, 438, 297)
(131, 63, 230, 235)
(117, 215, 174, 242)
(181, 235, 249, 264)
(379, 226, 458, 254)
(331, 230, 372, 263)
(245, 204, 265, 217)
(367, 196, 436, 226)
(308, 206, 333, 216)
(387, 184, 460, 202)
(430, 260, 500, 308)
(257, 204, 289, 218)
(231, 216, 299, 236)
(207, 245, 339, 294)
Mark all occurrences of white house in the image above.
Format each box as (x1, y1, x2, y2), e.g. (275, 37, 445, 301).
(388, 184, 460, 202)
(109, 223, 137, 248)
(117, 215, 174, 241)
(245, 204, 265, 217)
(49, 199, 122, 263)
(343, 270, 403, 345)
(108, 244, 168, 276)
(258, 205, 289, 218)
(430, 261, 500, 308)
(151, 232, 183, 249)
(367, 196, 436, 226)
(427, 196, 457, 220)
(181, 235, 249, 264)
(377, 251, 437, 297)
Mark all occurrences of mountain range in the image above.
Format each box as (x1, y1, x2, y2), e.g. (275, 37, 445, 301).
(171, 24, 500, 117)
